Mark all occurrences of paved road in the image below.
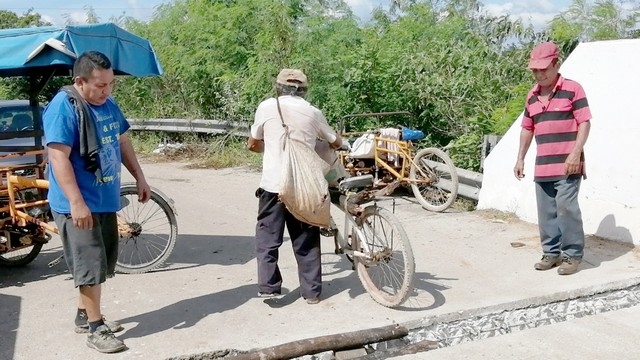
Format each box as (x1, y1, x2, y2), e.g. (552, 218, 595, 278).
(1, 161, 639, 359)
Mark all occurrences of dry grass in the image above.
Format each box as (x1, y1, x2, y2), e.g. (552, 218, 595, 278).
(474, 208, 521, 223)
(129, 131, 262, 170)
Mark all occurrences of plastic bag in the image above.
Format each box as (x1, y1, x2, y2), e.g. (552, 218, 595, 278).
(401, 126, 425, 141)
(279, 137, 332, 227)
(349, 133, 375, 158)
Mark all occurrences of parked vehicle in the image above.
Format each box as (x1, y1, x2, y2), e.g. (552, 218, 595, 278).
(0, 100, 45, 175)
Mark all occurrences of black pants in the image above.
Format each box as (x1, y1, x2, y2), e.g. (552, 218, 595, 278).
(255, 188, 321, 299)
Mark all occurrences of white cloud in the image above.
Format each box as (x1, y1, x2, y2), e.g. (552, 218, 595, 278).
(40, 14, 56, 26)
(516, 12, 557, 30)
(127, 0, 144, 18)
(344, 0, 387, 21)
(66, 11, 88, 25)
(481, 0, 567, 30)
(483, 3, 515, 15)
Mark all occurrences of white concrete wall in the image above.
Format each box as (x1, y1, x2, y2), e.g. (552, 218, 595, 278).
(478, 39, 640, 244)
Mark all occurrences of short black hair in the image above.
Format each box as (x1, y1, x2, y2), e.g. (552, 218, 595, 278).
(73, 51, 112, 79)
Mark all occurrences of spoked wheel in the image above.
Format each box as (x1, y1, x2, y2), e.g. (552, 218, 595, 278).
(0, 242, 43, 267)
(409, 147, 459, 212)
(353, 206, 414, 308)
(115, 184, 178, 274)
(0, 223, 49, 267)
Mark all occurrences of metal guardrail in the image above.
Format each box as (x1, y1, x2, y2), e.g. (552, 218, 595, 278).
(422, 159, 482, 202)
(128, 118, 249, 137)
(455, 167, 482, 202)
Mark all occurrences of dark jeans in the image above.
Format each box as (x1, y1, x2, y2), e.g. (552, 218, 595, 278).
(255, 188, 321, 299)
(535, 177, 585, 259)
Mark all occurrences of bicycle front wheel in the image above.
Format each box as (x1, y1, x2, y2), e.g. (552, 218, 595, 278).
(409, 147, 459, 212)
(353, 206, 414, 307)
(115, 184, 178, 274)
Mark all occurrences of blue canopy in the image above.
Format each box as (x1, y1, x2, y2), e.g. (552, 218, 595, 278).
(0, 23, 163, 78)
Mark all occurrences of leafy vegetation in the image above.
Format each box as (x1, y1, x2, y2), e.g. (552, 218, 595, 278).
(1, 0, 638, 170)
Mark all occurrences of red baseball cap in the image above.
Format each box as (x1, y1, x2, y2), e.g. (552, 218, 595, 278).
(528, 42, 559, 69)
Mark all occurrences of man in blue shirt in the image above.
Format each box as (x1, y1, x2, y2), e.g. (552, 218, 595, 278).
(43, 51, 150, 353)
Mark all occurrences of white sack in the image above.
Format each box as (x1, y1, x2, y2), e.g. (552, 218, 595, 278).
(279, 137, 331, 227)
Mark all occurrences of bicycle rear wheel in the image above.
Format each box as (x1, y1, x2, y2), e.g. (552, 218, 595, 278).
(115, 184, 178, 274)
(353, 206, 414, 307)
(410, 147, 459, 212)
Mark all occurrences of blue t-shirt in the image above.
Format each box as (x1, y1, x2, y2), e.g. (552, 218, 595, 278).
(43, 91, 130, 213)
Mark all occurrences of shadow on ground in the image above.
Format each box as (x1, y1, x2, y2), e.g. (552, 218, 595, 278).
(0, 245, 67, 288)
(117, 284, 258, 340)
(0, 294, 20, 360)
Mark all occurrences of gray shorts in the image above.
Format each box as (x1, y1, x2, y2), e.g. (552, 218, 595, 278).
(52, 211, 118, 287)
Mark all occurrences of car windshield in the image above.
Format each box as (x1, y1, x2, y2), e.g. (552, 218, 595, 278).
(0, 106, 35, 133)
(0, 101, 45, 170)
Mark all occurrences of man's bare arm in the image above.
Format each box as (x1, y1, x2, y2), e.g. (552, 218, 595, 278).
(565, 121, 591, 175)
(47, 143, 93, 229)
(120, 133, 150, 202)
(514, 128, 534, 180)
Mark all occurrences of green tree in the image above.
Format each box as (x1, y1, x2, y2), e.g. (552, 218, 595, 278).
(550, 0, 640, 41)
(111, 0, 561, 171)
(0, 9, 50, 29)
(340, 1, 535, 169)
(116, 0, 362, 126)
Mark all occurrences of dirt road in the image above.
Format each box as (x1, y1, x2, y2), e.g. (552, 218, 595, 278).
(1, 160, 637, 360)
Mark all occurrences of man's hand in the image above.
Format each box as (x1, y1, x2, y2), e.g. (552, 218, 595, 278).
(136, 178, 151, 203)
(513, 160, 525, 180)
(70, 201, 93, 230)
(565, 152, 581, 175)
(247, 136, 264, 153)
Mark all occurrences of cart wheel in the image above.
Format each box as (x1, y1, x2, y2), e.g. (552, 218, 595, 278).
(409, 147, 459, 212)
(115, 184, 178, 274)
(0, 243, 43, 267)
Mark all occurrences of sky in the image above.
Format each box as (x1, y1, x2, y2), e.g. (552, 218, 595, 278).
(1, 0, 571, 30)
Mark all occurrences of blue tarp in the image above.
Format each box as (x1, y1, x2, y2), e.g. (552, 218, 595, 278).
(0, 23, 163, 78)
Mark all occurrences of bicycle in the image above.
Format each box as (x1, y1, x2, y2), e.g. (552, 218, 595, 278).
(339, 112, 459, 212)
(0, 150, 178, 273)
(326, 173, 415, 308)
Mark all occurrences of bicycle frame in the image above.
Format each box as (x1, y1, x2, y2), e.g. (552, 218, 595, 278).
(328, 177, 383, 261)
(371, 136, 435, 186)
(2, 172, 57, 234)
(331, 207, 376, 261)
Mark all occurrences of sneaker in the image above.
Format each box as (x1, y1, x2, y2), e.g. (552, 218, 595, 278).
(75, 317, 123, 334)
(257, 291, 281, 298)
(86, 324, 126, 353)
(558, 257, 582, 275)
(305, 297, 320, 305)
(534, 255, 561, 271)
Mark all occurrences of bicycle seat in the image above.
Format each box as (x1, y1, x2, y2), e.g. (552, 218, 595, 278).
(338, 175, 373, 192)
